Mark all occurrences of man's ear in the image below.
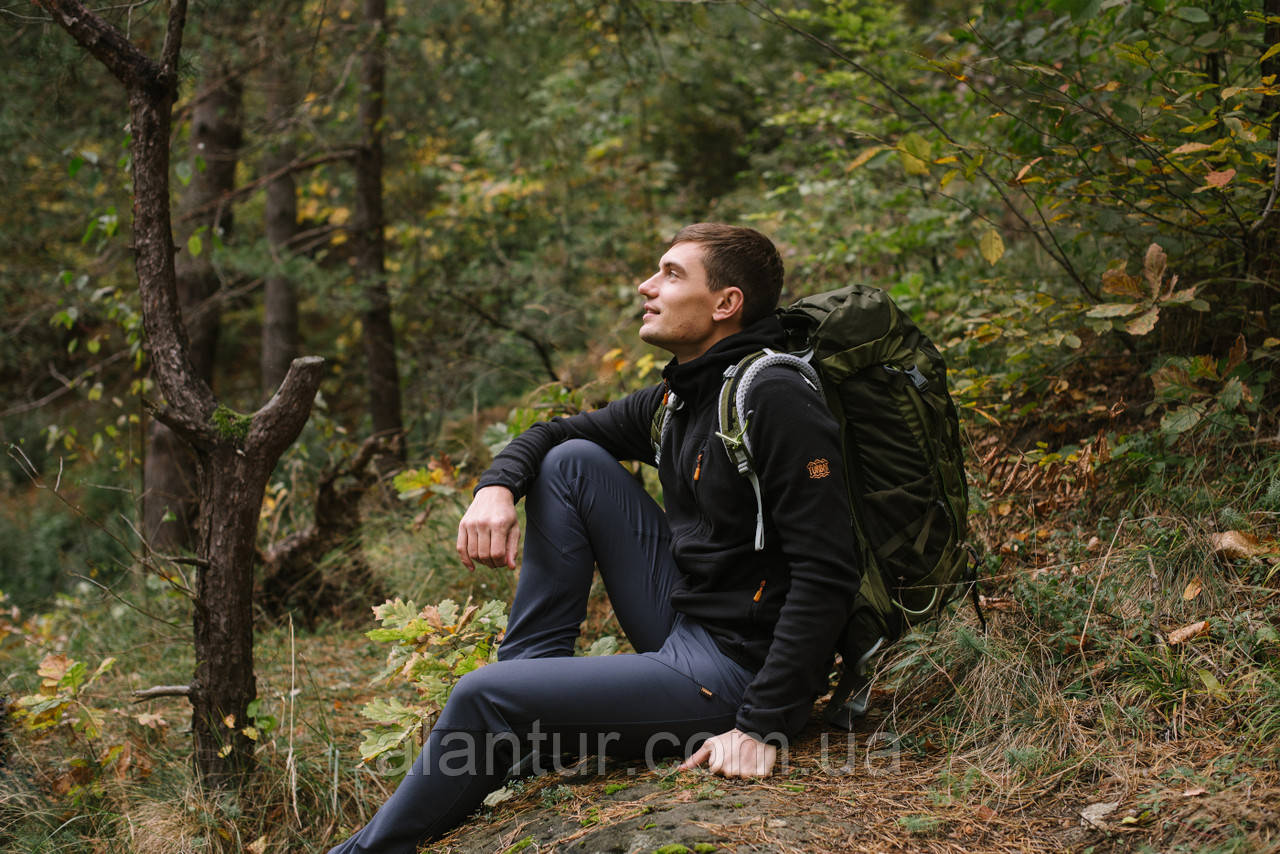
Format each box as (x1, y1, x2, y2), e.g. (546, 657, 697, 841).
(711, 287, 745, 324)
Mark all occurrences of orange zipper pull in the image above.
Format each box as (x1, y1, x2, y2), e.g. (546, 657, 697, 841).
(753, 579, 767, 602)
(693, 450, 703, 481)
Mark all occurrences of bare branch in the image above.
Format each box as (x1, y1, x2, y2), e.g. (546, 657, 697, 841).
(133, 684, 192, 701)
(176, 148, 360, 225)
(159, 0, 187, 77)
(247, 355, 326, 462)
(33, 0, 161, 89)
(143, 398, 216, 449)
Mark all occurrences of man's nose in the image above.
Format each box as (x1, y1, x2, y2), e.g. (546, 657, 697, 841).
(638, 274, 658, 296)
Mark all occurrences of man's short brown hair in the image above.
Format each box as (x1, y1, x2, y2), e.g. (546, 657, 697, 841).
(670, 223, 784, 328)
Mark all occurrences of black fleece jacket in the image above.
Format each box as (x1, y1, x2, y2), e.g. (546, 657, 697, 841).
(477, 317, 863, 737)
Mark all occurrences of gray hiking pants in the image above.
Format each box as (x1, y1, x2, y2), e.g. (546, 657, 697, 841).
(327, 439, 754, 853)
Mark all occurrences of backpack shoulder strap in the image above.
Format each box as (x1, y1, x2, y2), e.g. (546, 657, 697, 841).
(716, 349, 823, 551)
(651, 382, 682, 467)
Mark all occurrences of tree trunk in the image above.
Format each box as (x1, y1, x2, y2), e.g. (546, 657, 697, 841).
(261, 48, 300, 400)
(143, 36, 245, 552)
(356, 0, 405, 462)
(38, 0, 326, 788)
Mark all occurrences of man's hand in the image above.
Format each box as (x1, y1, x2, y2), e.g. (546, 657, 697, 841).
(456, 486, 520, 571)
(677, 728, 777, 778)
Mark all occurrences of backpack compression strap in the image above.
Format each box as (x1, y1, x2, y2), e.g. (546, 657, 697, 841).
(716, 349, 822, 551)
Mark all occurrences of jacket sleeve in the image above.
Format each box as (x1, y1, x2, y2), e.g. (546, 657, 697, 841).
(732, 368, 863, 739)
(476, 384, 664, 500)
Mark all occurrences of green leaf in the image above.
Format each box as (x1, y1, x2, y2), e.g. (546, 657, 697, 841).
(1218, 376, 1245, 411)
(358, 724, 416, 762)
(1086, 303, 1141, 318)
(360, 697, 424, 726)
(1161, 405, 1203, 435)
(1172, 6, 1210, 23)
(371, 598, 418, 629)
(586, 635, 618, 656)
(187, 233, 203, 258)
(1196, 668, 1228, 701)
(60, 660, 88, 692)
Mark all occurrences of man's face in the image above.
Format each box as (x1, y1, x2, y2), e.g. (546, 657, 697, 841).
(638, 241, 738, 363)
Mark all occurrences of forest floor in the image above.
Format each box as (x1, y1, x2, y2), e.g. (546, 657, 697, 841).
(282, 629, 1280, 854)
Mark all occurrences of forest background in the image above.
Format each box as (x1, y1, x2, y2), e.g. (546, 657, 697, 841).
(1, 0, 1279, 851)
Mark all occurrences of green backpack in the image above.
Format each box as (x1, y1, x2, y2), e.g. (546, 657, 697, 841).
(655, 284, 978, 729)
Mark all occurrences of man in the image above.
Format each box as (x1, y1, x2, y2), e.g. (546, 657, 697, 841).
(329, 223, 861, 853)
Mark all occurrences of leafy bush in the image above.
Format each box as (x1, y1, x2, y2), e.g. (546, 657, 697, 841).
(357, 598, 508, 777)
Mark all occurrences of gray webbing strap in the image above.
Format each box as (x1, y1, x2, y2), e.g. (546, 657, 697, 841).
(721, 350, 823, 552)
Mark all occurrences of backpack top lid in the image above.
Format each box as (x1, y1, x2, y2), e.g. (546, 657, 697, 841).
(781, 284, 937, 384)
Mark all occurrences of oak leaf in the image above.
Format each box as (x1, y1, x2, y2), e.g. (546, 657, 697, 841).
(1210, 530, 1266, 559)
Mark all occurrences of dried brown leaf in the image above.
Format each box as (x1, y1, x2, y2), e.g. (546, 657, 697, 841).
(1226, 334, 1247, 373)
(1182, 576, 1203, 600)
(1126, 306, 1160, 336)
(1167, 620, 1210, 645)
(1210, 530, 1266, 559)
(1102, 266, 1143, 297)
(1143, 243, 1167, 294)
(1206, 168, 1236, 188)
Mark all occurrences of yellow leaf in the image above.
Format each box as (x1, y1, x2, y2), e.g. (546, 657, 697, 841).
(940, 168, 960, 188)
(247, 837, 268, 854)
(1014, 156, 1043, 183)
(979, 228, 1005, 265)
(1262, 42, 1280, 64)
(1182, 576, 1203, 600)
(1170, 141, 1213, 155)
(242, 726, 259, 741)
(846, 145, 888, 171)
(223, 714, 236, 729)
(898, 150, 929, 176)
(329, 206, 351, 226)
(218, 744, 233, 758)
(1167, 620, 1209, 645)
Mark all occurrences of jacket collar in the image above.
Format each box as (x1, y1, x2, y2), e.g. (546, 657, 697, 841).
(662, 316, 785, 403)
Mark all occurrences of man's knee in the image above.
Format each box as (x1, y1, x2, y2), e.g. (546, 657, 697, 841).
(541, 439, 613, 477)
(438, 664, 511, 732)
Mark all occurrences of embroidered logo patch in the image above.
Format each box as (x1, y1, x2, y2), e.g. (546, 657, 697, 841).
(807, 458, 831, 479)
